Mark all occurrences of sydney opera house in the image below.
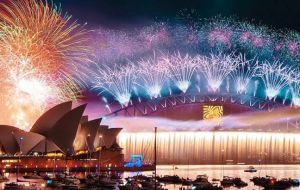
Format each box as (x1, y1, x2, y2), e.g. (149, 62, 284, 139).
(0, 102, 123, 172)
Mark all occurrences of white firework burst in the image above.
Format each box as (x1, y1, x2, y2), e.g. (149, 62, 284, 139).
(257, 61, 292, 100)
(92, 64, 136, 106)
(230, 54, 258, 94)
(290, 81, 300, 106)
(166, 52, 197, 93)
(288, 68, 300, 106)
(135, 54, 169, 98)
(195, 53, 239, 92)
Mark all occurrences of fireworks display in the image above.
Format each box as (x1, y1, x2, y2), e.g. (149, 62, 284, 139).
(196, 53, 239, 92)
(135, 54, 169, 99)
(89, 16, 300, 108)
(166, 53, 197, 93)
(257, 61, 292, 100)
(0, 0, 88, 130)
(230, 55, 257, 94)
(92, 64, 136, 107)
(290, 81, 300, 106)
(91, 51, 297, 107)
(288, 68, 300, 106)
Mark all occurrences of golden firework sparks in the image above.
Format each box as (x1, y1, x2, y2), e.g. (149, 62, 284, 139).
(0, 0, 89, 130)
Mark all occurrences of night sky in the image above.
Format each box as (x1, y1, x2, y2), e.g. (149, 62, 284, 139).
(54, 0, 300, 30)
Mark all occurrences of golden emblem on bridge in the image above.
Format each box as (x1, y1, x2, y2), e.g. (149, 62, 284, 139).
(203, 105, 223, 121)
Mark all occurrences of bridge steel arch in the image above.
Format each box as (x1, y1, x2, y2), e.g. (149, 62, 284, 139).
(105, 93, 289, 117)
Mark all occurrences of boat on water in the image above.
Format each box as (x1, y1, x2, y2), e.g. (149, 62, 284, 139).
(251, 176, 300, 189)
(47, 179, 81, 189)
(46, 172, 81, 189)
(193, 174, 211, 187)
(291, 178, 300, 186)
(250, 176, 276, 186)
(244, 166, 257, 172)
(193, 174, 208, 183)
(23, 172, 42, 180)
(119, 179, 141, 190)
(56, 173, 80, 185)
(263, 178, 292, 189)
(157, 175, 182, 184)
(78, 173, 120, 189)
(181, 178, 192, 186)
(220, 176, 247, 188)
(232, 177, 248, 188)
(220, 176, 234, 187)
(191, 174, 223, 190)
(122, 175, 166, 190)
(140, 180, 165, 190)
(119, 184, 140, 190)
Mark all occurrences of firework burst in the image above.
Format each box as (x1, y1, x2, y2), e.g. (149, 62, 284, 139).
(135, 54, 169, 98)
(290, 81, 300, 106)
(0, 0, 88, 130)
(230, 54, 258, 94)
(166, 52, 197, 93)
(288, 69, 300, 106)
(196, 53, 239, 92)
(92, 64, 136, 107)
(0, 0, 88, 72)
(257, 61, 292, 100)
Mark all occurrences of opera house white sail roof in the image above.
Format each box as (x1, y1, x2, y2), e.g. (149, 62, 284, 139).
(0, 102, 122, 156)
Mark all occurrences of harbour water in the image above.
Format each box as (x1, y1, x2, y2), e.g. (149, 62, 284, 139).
(1, 165, 300, 189)
(127, 165, 300, 189)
